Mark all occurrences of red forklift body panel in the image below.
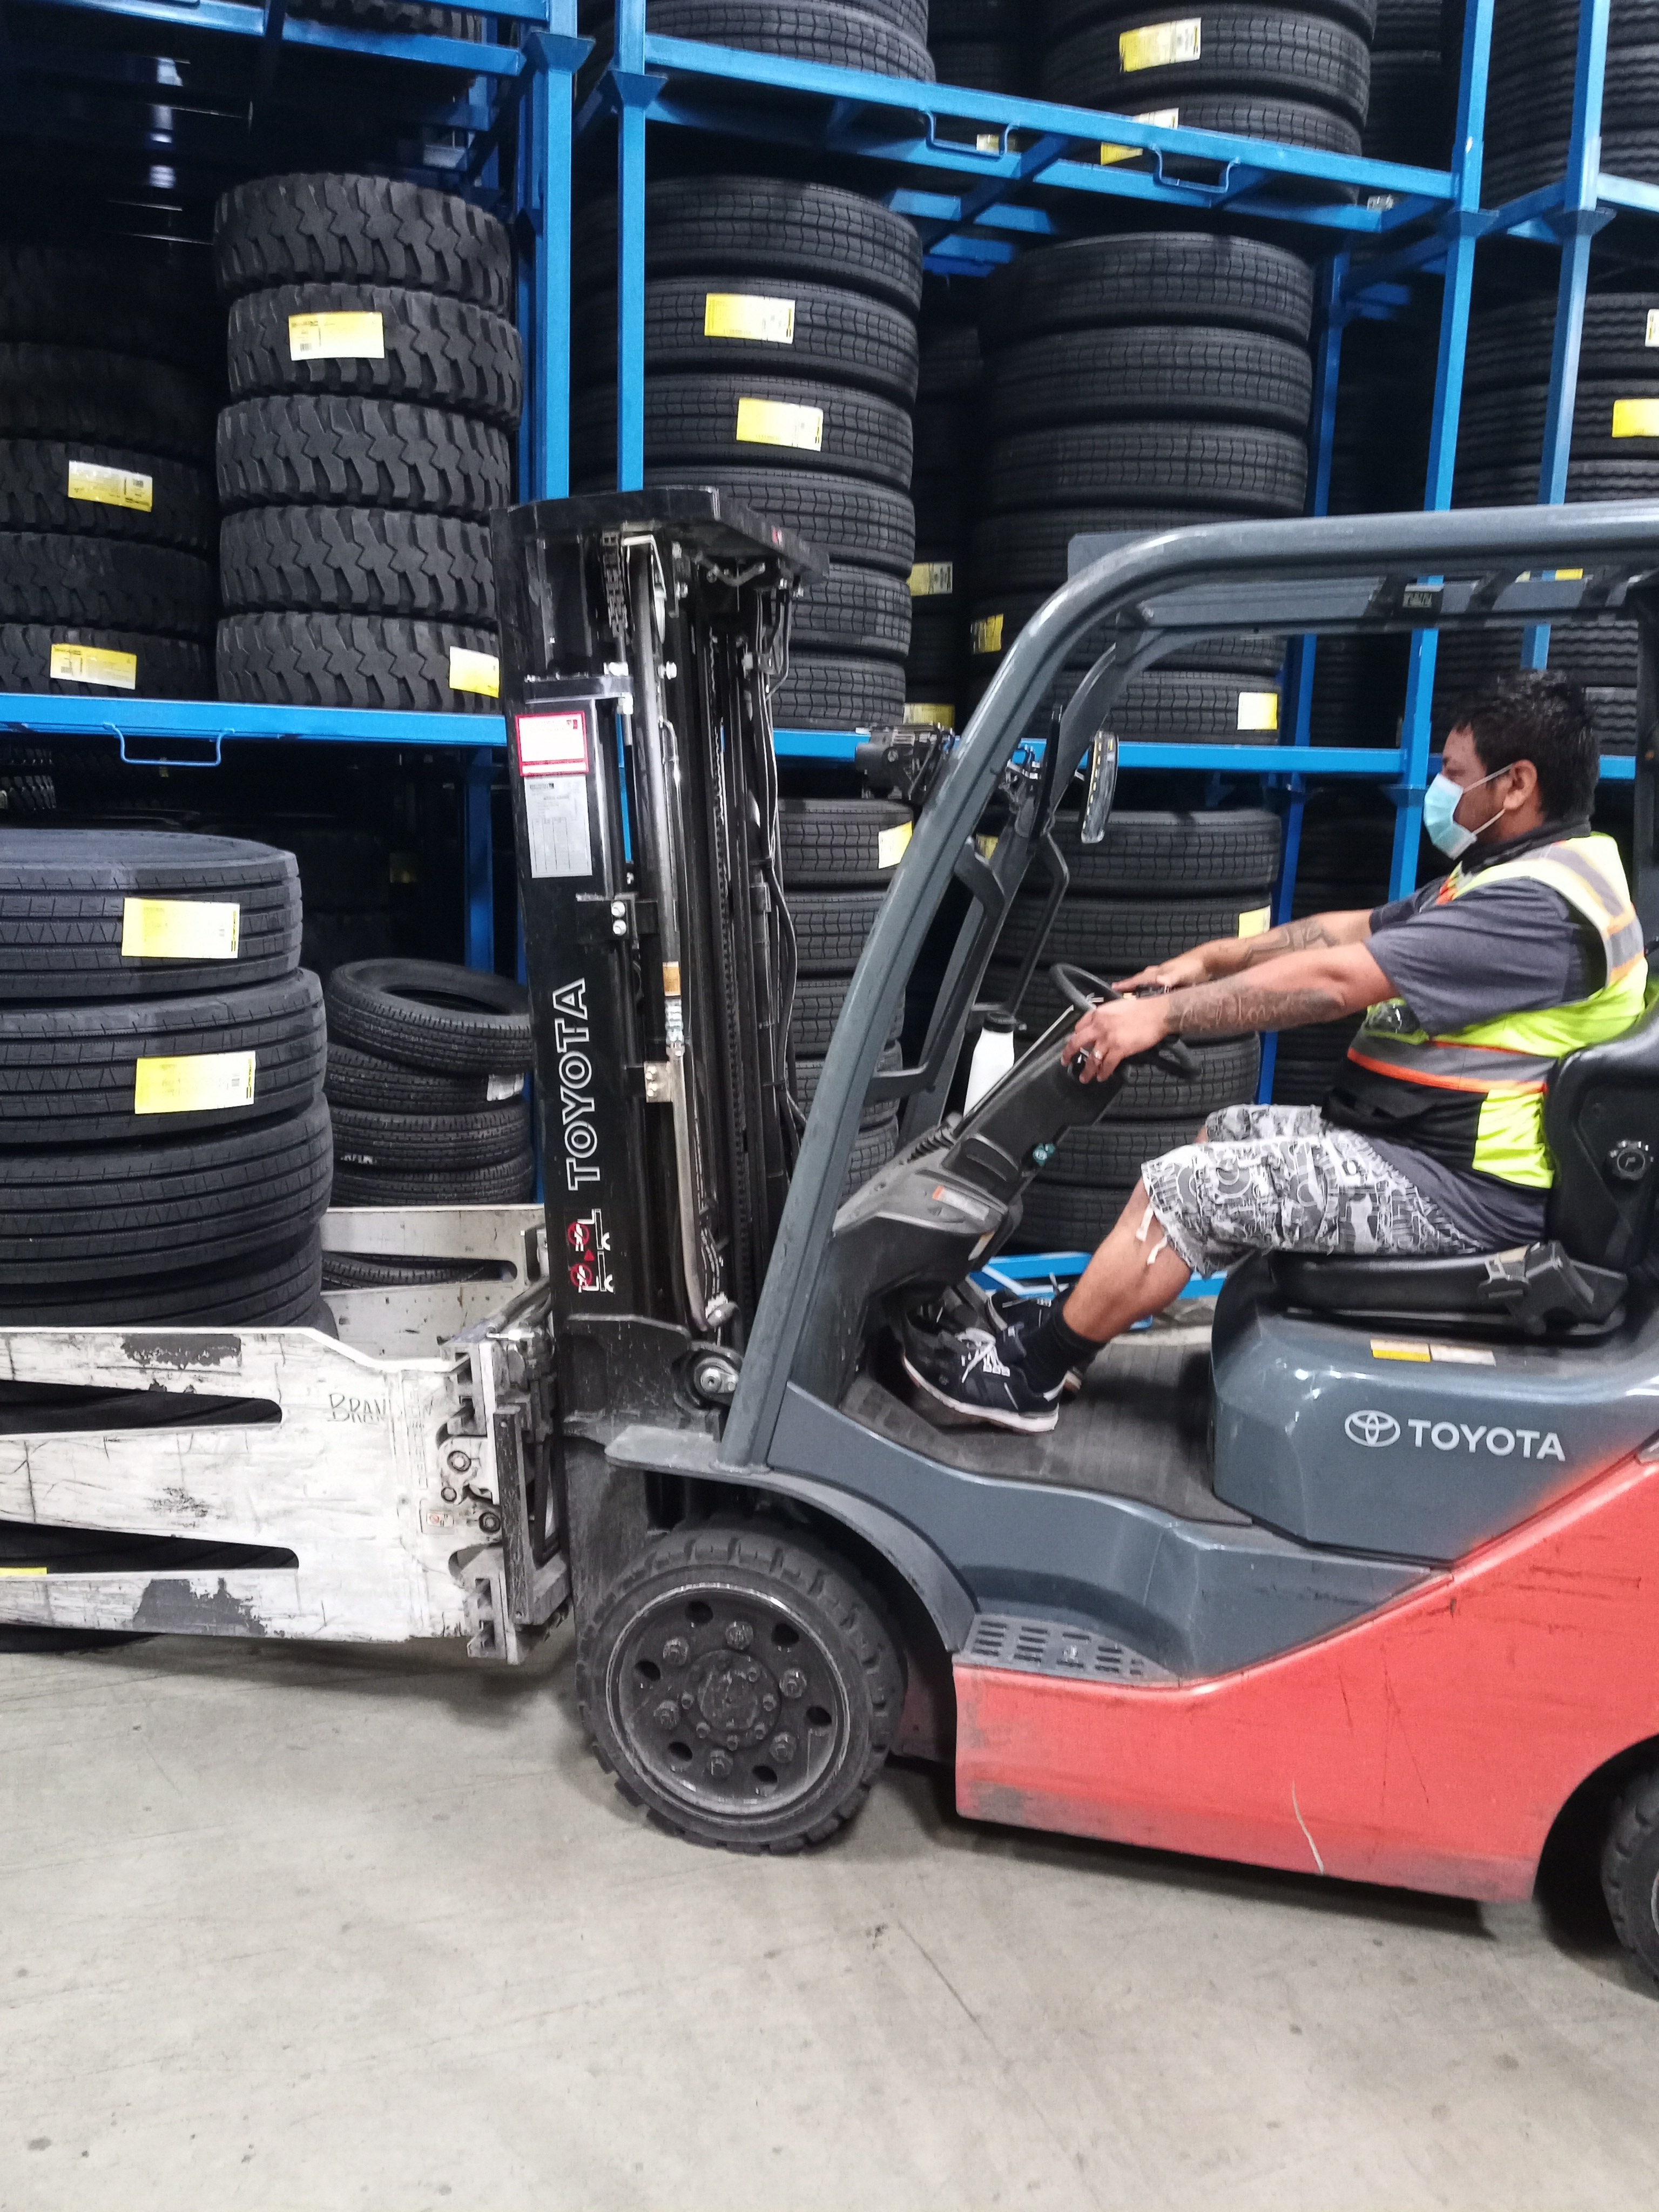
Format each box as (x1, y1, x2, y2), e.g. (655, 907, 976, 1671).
(955, 1445, 1659, 1900)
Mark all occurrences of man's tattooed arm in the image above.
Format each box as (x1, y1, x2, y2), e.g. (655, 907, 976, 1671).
(1231, 914, 1347, 969)
(1165, 977, 1349, 1037)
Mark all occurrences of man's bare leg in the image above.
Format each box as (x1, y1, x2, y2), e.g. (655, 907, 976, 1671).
(1061, 1178, 1192, 1344)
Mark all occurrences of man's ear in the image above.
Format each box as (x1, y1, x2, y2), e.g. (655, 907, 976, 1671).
(1503, 757, 1540, 813)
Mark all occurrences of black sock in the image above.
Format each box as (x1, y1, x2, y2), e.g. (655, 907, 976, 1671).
(1017, 1308, 1102, 1396)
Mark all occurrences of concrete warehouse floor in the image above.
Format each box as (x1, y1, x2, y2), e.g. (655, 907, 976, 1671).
(2, 1629, 1656, 2212)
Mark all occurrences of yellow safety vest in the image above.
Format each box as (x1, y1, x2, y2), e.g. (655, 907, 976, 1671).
(1342, 833, 1648, 1190)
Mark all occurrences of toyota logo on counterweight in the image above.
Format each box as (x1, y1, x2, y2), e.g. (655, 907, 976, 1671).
(1345, 1410, 1401, 1448)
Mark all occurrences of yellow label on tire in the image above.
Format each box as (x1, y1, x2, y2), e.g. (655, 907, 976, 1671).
(704, 292, 795, 345)
(735, 396, 824, 452)
(49, 642, 137, 690)
(134, 1049, 258, 1116)
(1236, 690, 1280, 732)
(904, 703, 955, 729)
(877, 821, 913, 869)
(288, 310, 385, 362)
(66, 460, 153, 513)
(448, 646, 500, 698)
(1118, 18, 1201, 71)
(1237, 905, 1273, 938)
(1101, 105, 1179, 160)
(1612, 397, 1659, 438)
(909, 561, 955, 597)
(120, 898, 240, 961)
(970, 613, 1005, 656)
(1647, 309, 1659, 348)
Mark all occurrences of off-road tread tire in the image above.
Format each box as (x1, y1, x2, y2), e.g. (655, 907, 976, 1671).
(0, 1231, 323, 1327)
(1041, 8, 1372, 126)
(987, 421, 1307, 515)
(217, 394, 512, 518)
(582, 275, 919, 404)
(0, 534, 214, 637)
(0, 625, 212, 699)
(0, 828, 300, 1002)
(0, 969, 325, 1146)
(0, 441, 215, 552)
(214, 172, 512, 313)
(325, 955, 534, 1074)
(986, 325, 1313, 434)
(220, 504, 495, 621)
(323, 1038, 525, 1111)
(982, 230, 1314, 344)
(330, 1149, 535, 1204)
(331, 1096, 531, 1170)
(227, 282, 522, 429)
(0, 1095, 332, 1283)
(576, 1518, 905, 1852)
(779, 795, 913, 887)
(774, 652, 905, 730)
(218, 610, 498, 711)
(0, 344, 217, 463)
(793, 563, 911, 658)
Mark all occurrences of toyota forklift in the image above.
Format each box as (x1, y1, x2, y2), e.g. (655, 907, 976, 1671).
(5, 495, 1659, 1981)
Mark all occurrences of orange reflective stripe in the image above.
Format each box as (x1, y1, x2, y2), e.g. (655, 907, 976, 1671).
(1345, 1047, 1549, 1097)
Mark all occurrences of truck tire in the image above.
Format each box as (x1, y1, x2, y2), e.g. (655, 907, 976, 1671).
(642, 464, 914, 575)
(325, 956, 534, 1073)
(0, 1230, 324, 1326)
(577, 1517, 905, 1852)
(573, 373, 914, 488)
(779, 796, 913, 887)
(790, 972, 905, 1057)
(0, 624, 212, 699)
(1041, 9, 1372, 127)
(215, 173, 513, 313)
(227, 282, 523, 429)
(773, 652, 904, 730)
(220, 505, 496, 621)
(986, 326, 1313, 433)
(323, 1038, 526, 1111)
(217, 395, 512, 518)
(1014, 1179, 1134, 1251)
(996, 891, 1274, 970)
(1044, 809, 1283, 894)
(982, 230, 1314, 346)
(0, 828, 301, 1001)
(578, 275, 920, 404)
(987, 422, 1308, 515)
(0, 441, 215, 552)
(792, 564, 911, 658)
(632, 1, 934, 81)
(790, 887, 886, 975)
(331, 1096, 531, 1169)
(217, 611, 499, 711)
(0, 533, 215, 637)
(331, 1150, 535, 1204)
(793, 1038, 903, 1122)
(0, 343, 217, 462)
(0, 242, 218, 369)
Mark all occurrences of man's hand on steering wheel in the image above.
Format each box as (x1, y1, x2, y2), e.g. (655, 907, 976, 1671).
(1066, 991, 1172, 1083)
(1115, 948, 1213, 994)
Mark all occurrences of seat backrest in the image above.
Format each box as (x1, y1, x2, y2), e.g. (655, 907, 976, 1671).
(1545, 989, 1659, 1277)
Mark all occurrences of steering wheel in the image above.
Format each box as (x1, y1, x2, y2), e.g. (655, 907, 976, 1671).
(1049, 962, 1201, 1080)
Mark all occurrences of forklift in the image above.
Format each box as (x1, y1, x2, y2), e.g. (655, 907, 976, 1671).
(5, 493, 1659, 1983)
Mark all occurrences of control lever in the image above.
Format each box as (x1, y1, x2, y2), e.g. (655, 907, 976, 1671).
(1050, 962, 1201, 1081)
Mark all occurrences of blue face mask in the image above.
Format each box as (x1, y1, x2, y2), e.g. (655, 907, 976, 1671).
(1423, 766, 1503, 859)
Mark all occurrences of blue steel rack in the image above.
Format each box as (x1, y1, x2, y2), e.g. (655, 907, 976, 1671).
(0, 0, 586, 972)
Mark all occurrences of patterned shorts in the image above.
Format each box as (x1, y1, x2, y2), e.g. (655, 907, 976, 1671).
(1137, 1103, 1481, 1278)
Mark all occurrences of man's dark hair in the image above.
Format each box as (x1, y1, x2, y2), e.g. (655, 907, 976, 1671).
(1455, 669, 1599, 823)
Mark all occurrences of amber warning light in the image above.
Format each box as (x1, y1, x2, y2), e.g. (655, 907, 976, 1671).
(516, 710, 590, 777)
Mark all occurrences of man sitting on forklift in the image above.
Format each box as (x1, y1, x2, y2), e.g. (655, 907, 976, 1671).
(906, 670, 1650, 1434)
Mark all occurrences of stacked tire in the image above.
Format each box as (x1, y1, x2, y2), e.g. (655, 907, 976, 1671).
(0, 830, 332, 1326)
(323, 960, 536, 1232)
(780, 797, 910, 1189)
(990, 810, 1282, 1251)
(573, 176, 923, 733)
(577, 0, 935, 79)
(1364, 0, 1453, 168)
(1486, 0, 1657, 206)
(905, 287, 981, 730)
(214, 172, 518, 713)
(1038, 0, 1376, 165)
(967, 230, 1315, 738)
(929, 0, 1030, 90)
(0, 242, 218, 703)
(1270, 791, 1395, 1103)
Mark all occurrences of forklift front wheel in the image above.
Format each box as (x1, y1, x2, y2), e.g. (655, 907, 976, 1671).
(1601, 1763, 1659, 1988)
(577, 1519, 906, 1853)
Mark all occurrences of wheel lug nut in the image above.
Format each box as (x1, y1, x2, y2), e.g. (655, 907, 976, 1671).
(724, 1621, 753, 1651)
(696, 1722, 711, 1739)
(663, 1637, 689, 1667)
(762, 1692, 778, 1712)
(707, 1750, 732, 1779)
(726, 1734, 739, 1750)
(780, 1670, 805, 1699)
(770, 1731, 797, 1764)
(653, 1701, 678, 1730)
(680, 1690, 695, 1710)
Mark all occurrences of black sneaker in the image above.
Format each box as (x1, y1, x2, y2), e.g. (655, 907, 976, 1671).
(988, 1294, 1087, 1395)
(903, 1327, 1064, 1434)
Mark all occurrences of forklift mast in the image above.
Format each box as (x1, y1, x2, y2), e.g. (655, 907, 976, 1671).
(493, 490, 825, 1355)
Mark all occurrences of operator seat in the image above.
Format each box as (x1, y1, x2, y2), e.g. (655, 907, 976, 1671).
(1270, 989, 1659, 1331)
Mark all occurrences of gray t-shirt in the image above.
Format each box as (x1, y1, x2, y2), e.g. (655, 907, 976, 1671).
(1347, 862, 1602, 1248)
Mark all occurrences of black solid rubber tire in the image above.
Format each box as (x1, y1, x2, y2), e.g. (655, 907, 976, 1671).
(1601, 1764, 1659, 1987)
(996, 892, 1276, 970)
(0, 243, 217, 369)
(579, 275, 920, 404)
(0, 441, 215, 553)
(326, 956, 534, 1074)
(774, 652, 905, 730)
(217, 395, 513, 519)
(987, 422, 1308, 515)
(0, 1095, 333, 1284)
(227, 282, 522, 430)
(574, 176, 924, 314)
(792, 564, 911, 658)
(640, 1, 934, 81)
(779, 796, 913, 887)
(0, 625, 212, 699)
(220, 505, 495, 622)
(324, 1039, 526, 1111)
(982, 231, 1314, 345)
(636, 464, 914, 575)
(790, 972, 905, 1057)
(790, 888, 886, 975)
(332, 1096, 531, 1170)
(986, 326, 1313, 435)
(794, 1038, 903, 1124)
(0, 828, 301, 1002)
(1046, 809, 1283, 894)
(574, 374, 914, 489)
(1041, 9, 1372, 127)
(215, 173, 512, 313)
(0, 1231, 324, 1327)
(0, 344, 217, 463)
(576, 1517, 905, 1852)
(217, 612, 498, 712)
(0, 969, 325, 1147)
(1014, 1180, 1133, 1251)
(331, 1151, 535, 1204)
(0, 534, 214, 638)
